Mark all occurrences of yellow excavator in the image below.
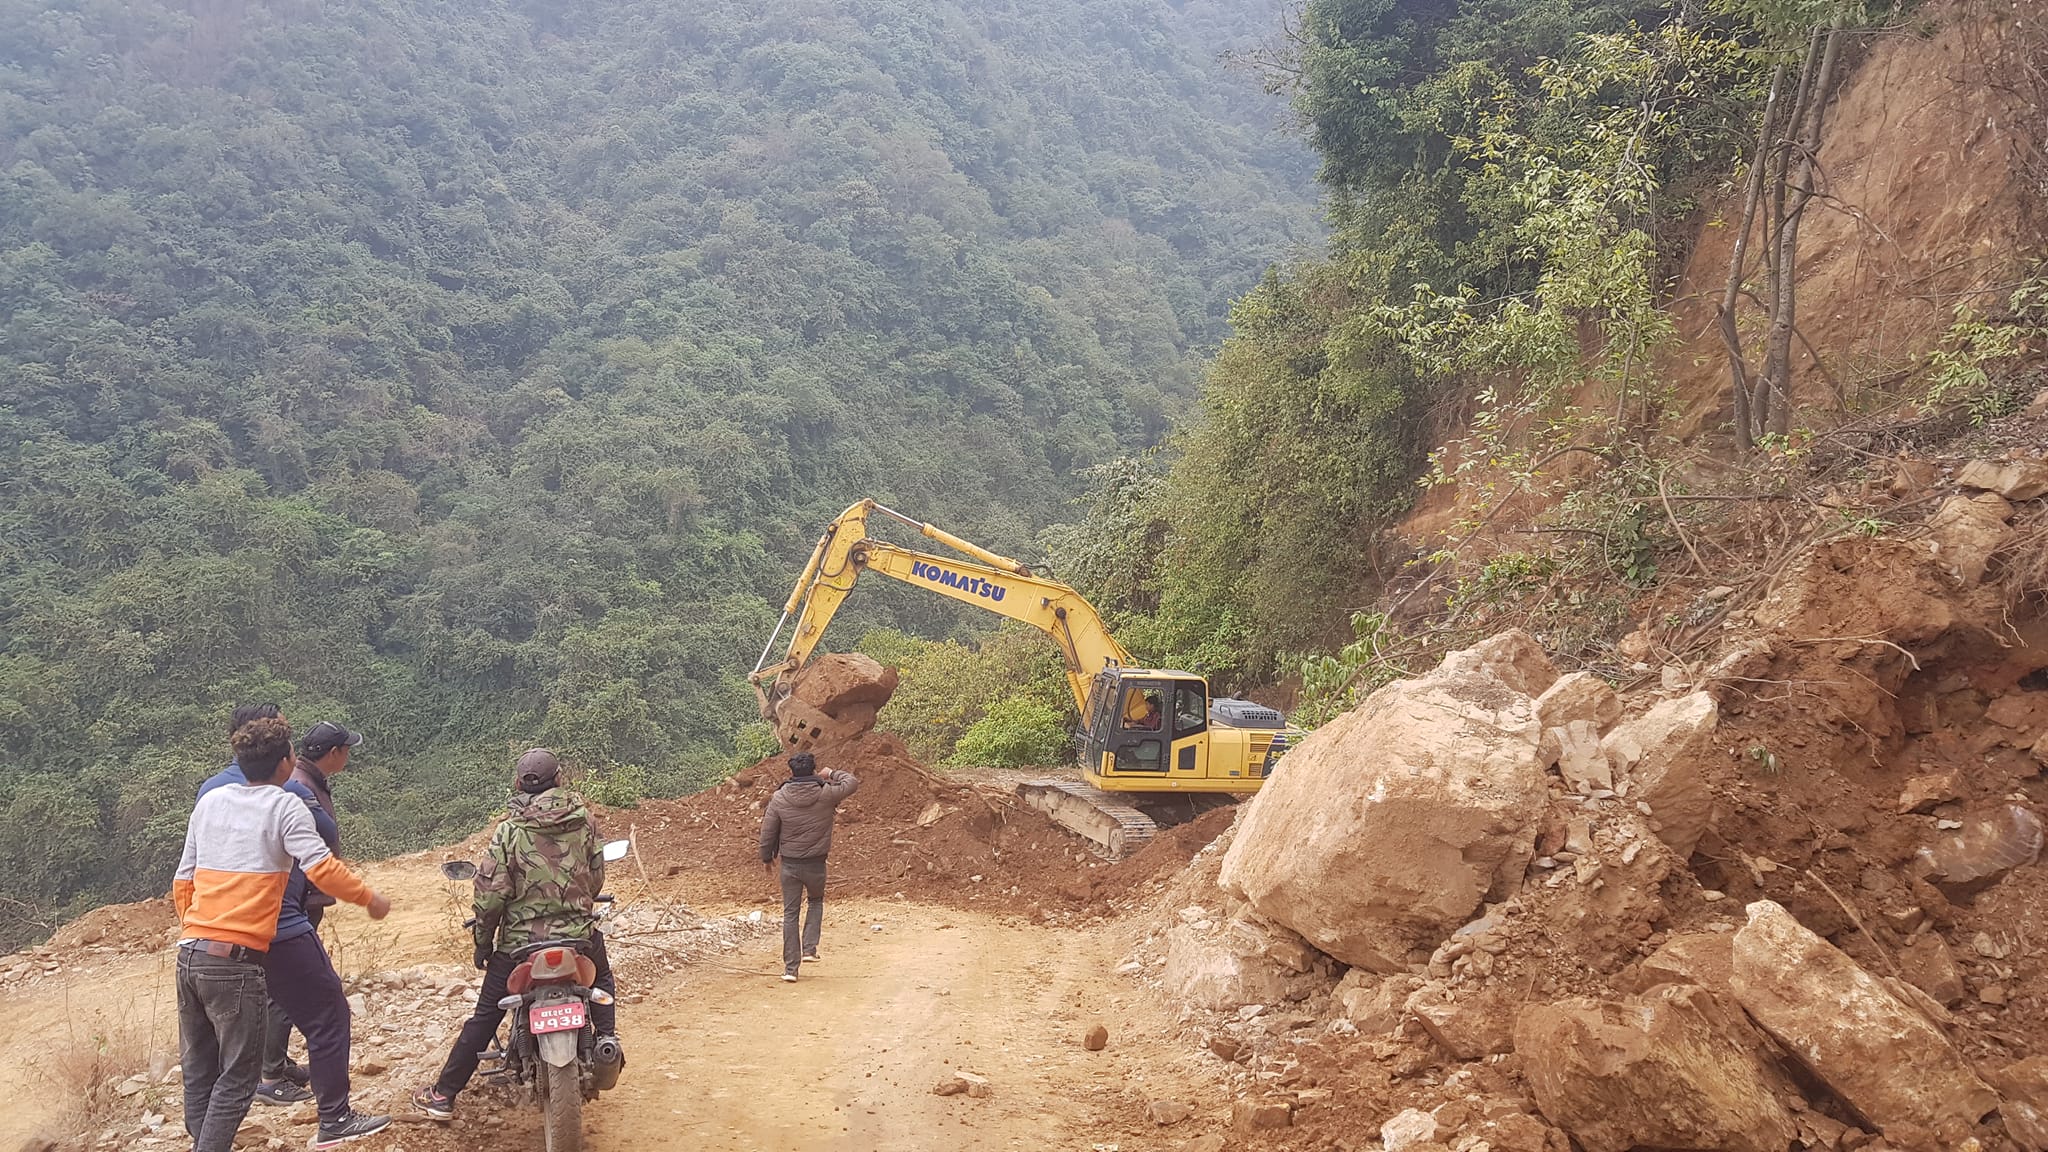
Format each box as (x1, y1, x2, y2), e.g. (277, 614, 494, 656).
(748, 498, 1299, 858)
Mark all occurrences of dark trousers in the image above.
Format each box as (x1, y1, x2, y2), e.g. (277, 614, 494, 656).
(261, 931, 353, 1124)
(177, 947, 269, 1152)
(434, 931, 616, 1100)
(780, 857, 827, 976)
(262, 906, 324, 1080)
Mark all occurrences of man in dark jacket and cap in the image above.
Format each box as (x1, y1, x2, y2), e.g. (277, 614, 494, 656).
(412, 748, 620, 1119)
(759, 751, 860, 982)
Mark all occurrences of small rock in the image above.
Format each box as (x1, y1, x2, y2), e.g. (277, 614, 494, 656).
(1174, 1137, 1228, 1152)
(346, 993, 368, 1017)
(1957, 458, 2048, 501)
(1381, 1108, 1439, 1152)
(1206, 1035, 1243, 1062)
(1147, 1100, 1194, 1126)
(1979, 983, 2009, 1006)
(933, 1070, 990, 1099)
(1897, 934, 1967, 1006)
(356, 1060, 388, 1077)
(1083, 1024, 1109, 1051)
(115, 1074, 150, 1097)
(1897, 773, 1961, 815)
(1988, 1056, 2048, 1150)
(1918, 805, 2044, 896)
(1231, 1097, 1293, 1131)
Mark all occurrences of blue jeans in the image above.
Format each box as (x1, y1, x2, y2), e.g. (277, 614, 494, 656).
(177, 946, 269, 1152)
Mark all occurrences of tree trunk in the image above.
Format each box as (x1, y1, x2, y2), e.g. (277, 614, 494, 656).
(1723, 62, 1787, 455)
(1760, 17, 1845, 439)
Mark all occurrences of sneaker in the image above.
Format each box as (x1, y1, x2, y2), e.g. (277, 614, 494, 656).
(802, 951, 820, 963)
(781, 973, 798, 983)
(412, 1087, 455, 1121)
(275, 1061, 312, 1087)
(312, 1110, 392, 1148)
(252, 1080, 313, 1106)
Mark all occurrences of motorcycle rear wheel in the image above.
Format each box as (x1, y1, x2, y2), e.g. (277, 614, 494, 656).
(540, 1060, 583, 1152)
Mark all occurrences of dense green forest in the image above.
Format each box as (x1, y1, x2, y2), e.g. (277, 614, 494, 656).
(0, 0, 1321, 943)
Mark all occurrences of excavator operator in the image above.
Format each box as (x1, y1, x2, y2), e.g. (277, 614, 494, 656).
(1124, 688, 1163, 731)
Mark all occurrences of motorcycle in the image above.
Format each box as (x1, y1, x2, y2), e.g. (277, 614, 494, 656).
(439, 838, 631, 1152)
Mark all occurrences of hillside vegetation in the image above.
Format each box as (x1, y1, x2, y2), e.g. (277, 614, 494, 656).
(0, 0, 1317, 944)
(1044, 0, 2045, 706)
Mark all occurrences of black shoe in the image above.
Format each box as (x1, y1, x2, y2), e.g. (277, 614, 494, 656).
(274, 1061, 311, 1087)
(412, 1086, 455, 1121)
(312, 1111, 391, 1148)
(253, 1080, 313, 1106)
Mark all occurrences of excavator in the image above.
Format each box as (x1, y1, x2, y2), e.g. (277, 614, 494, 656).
(748, 498, 1299, 858)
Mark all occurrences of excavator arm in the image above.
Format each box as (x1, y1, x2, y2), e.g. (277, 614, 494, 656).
(750, 499, 1131, 716)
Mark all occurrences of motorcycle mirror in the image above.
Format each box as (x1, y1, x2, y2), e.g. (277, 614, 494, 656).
(602, 839, 631, 863)
(439, 860, 478, 882)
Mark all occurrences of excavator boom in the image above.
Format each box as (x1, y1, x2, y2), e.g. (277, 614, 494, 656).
(752, 499, 1131, 715)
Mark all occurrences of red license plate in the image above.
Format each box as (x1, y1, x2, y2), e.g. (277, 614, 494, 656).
(529, 1002, 586, 1035)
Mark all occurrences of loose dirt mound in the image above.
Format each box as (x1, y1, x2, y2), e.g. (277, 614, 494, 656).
(626, 734, 1134, 920)
(45, 897, 176, 955)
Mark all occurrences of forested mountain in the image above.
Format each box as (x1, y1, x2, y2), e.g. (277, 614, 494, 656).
(0, 0, 1316, 942)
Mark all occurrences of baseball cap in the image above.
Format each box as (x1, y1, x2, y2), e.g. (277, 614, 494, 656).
(300, 721, 363, 759)
(516, 748, 562, 790)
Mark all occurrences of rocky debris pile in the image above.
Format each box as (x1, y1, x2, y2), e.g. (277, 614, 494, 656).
(626, 730, 1149, 921)
(1134, 590, 2048, 1152)
(2, 899, 179, 990)
(771, 652, 900, 752)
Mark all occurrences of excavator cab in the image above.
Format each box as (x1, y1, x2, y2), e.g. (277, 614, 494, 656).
(1081, 671, 1209, 779)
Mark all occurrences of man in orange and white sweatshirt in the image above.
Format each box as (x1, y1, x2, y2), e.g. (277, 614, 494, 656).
(174, 716, 392, 1151)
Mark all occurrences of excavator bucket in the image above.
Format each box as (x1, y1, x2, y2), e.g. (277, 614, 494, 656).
(762, 653, 900, 752)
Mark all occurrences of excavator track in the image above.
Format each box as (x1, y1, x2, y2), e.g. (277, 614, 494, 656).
(1016, 779, 1158, 861)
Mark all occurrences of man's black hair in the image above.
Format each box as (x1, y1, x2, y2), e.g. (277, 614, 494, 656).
(232, 718, 295, 784)
(229, 702, 282, 737)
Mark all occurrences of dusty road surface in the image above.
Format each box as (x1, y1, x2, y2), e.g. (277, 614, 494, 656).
(4, 857, 1218, 1152)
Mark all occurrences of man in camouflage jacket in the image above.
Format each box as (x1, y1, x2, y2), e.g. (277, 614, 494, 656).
(413, 749, 618, 1119)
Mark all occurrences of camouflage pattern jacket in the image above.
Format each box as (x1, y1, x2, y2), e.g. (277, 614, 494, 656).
(474, 787, 605, 954)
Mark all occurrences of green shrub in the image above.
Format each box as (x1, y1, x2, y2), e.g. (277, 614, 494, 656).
(946, 697, 1074, 768)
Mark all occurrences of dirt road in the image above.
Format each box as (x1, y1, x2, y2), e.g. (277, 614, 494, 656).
(4, 860, 1219, 1152)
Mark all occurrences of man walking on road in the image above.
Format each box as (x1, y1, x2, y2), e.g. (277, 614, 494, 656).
(175, 716, 393, 1152)
(759, 752, 859, 982)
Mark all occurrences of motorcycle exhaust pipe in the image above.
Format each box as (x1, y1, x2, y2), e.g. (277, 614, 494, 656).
(591, 1034, 625, 1092)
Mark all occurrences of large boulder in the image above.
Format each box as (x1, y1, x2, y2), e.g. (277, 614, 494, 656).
(776, 654, 900, 751)
(1729, 900, 1998, 1136)
(1514, 984, 1797, 1152)
(1601, 692, 1717, 859)
(1219, 632, 1554, 972)
(790, 653, 900, 712)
